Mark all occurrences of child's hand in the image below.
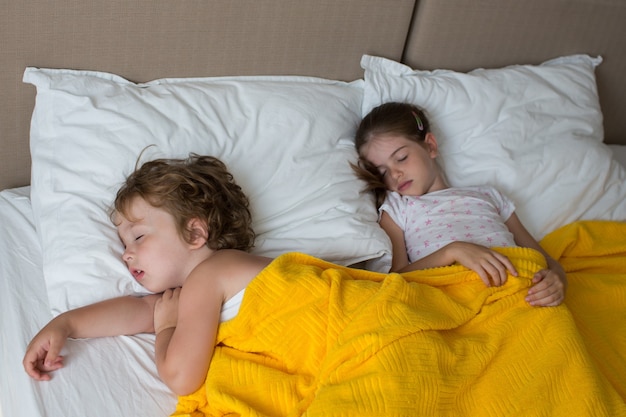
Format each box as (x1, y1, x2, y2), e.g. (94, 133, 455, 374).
(154, 287, 181, 334)
(526, 266, 567, 307)
(22, 317, 70, 380)
(448, 242, 518, 287)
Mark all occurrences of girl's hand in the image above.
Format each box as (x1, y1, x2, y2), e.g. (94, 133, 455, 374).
(526, 266, 567, 307)
(447, 242, 518, 287)
(503, 212, 567, 307)
(23, 317, 70, 380)
(154, 288, 181, 334)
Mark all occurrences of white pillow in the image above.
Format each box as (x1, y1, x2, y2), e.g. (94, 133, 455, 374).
(361, 54, 626, 239)
(25, 68, 391, 314)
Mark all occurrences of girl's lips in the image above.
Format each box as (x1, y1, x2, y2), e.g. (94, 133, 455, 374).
(397, 180, 412, 193)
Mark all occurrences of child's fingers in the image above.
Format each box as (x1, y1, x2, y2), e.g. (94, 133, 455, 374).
(23, 343, 45, 377)
(473, 262, 506, 287)
(29, 335, 65, 373)
(23, 352, 43, 379)
(159, 287, 181, 303)
(494, 252, 518, 277)
(23, 347, 63, 380)
(475, 270, 493, 287)
(484, 252, 517, 287)
(44, 353, 64, 369)
(486, 256, 512, 286)
(42, 337, 65, 368)
(526, 288, 563, 306)
(526, 271, 564, 306)
(531, 270, 546, 284)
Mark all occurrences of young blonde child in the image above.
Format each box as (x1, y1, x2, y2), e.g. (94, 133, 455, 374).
(352, 102, 566, 307)
(23, 154, 272, 396)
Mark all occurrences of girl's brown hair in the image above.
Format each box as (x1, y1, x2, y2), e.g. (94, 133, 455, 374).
(352, 102, 431, 207)
(113, 154, 255, 251)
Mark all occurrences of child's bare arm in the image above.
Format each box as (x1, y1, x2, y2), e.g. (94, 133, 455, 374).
(398, 241, 517, 287)
(153, 251, 269, 396)
(23, 294, 159, 380)
(153, 274, 222, 396)
(379, 211, 410, 272)
(381, 211, 516, 286)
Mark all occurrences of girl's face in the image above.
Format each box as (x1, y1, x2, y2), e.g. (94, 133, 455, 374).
(116, 197, 199, 293)
(361, 133, 447, 196)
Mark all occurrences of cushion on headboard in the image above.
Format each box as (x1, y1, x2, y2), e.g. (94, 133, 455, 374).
(403, 0, 626, 145)
(0, 0, 416, 190)
(2, 1, 626, 190)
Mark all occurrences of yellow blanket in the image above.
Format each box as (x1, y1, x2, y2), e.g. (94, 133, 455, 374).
(173, 220, 626, 417)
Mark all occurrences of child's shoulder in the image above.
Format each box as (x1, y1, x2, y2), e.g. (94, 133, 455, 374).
(450, 185, 506, 198)
(203, 250, 272, 280)
(450, 184, 497, 193)
(210, 249, 271, 264)
(187, 250, 272, 299)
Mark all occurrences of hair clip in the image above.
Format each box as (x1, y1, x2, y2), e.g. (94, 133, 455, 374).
(411, 111, 424, 131)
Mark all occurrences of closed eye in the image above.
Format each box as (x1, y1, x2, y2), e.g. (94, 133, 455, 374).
(135, 235, 144, 241)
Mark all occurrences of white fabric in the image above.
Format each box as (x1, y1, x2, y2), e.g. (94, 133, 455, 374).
(0, 188, 176, 417)
(2, 145, 626, 415)
(24, 68, 391, 314)
(609, 144, 626, 169)
(361, 54, 626, 239)
(220, 289, 245, 323)
(380, 186, 516, 262)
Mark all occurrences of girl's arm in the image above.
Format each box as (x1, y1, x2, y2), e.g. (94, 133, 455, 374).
(505, 213, 567, 306)
(23, 294, 159, 380)
(379, 211, 410, 271)
(381, 211, 516, 286)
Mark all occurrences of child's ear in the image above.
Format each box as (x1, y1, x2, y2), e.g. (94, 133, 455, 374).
(424, 132, 439, 158)
(187, 218, 209, 248)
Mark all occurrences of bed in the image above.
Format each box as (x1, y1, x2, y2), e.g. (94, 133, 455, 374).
(1, 1, 625, 416)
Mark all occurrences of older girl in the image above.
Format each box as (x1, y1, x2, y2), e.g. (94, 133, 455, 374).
(352, 102, 566, 307)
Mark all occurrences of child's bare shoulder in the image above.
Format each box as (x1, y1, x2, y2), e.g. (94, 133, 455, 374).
(209, 249, 272, 269)
(188, 250, 271, 294)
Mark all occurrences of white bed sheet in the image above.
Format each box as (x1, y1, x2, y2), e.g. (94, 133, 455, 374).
(0, 187, 176, 417)
(2, 144, 626, 417)
(610, 144, 626, 168)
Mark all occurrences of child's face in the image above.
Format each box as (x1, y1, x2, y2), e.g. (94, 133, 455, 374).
(115, 197, 195, 293)
(361, 133, 446, 196)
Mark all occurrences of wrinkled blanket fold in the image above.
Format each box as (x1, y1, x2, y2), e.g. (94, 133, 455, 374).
(173, 220, 626, 417)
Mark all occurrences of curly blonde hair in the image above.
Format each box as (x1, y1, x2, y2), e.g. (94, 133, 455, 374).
(112, 154, 255, 252)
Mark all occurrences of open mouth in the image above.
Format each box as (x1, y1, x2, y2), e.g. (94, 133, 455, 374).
(131, 269, 145, 282)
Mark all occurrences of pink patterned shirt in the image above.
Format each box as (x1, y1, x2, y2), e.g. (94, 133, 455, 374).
(380, 186, 516, 262)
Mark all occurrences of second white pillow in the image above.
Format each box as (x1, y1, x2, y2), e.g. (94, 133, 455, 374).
(361, 54, 626, 239)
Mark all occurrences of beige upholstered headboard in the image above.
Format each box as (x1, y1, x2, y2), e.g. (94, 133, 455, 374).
(2, 0, 625, 191)
(0, 0, 415, 190)
(403, 0, 626, 146)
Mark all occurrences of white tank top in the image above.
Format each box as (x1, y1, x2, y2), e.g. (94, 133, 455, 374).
(219, 289, 245, 322)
